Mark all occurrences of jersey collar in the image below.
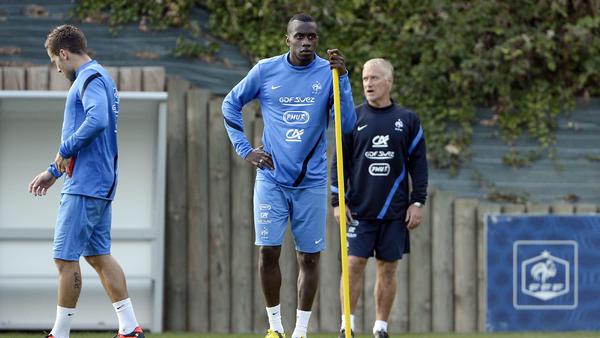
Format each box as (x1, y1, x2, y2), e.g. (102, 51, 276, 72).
(74, 59, 97, 79)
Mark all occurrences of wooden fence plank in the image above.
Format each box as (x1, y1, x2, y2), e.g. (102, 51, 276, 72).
(0, 68, 3, 89)
(502, 204, 525, 214)
(26, 66, 49, 90)
(390, 257, 409, 333)
(3, 67, 25, 90)
(49, 68, 70, 90)
(575, 204, 598, 214)
(551, 202, 574, 215)
(476, 203, 501, 332)
(186, 89, 210, 331)
(164, 76, 190, 330)
(208, 96, 232, 332)
(408, 188, 432, 332)
(363, 259, 376, 332)
(230, 105, 256, 333)
(105, 67, 119, 86)
(119, 67, 142, 91)
(526, 203, 550, 214)
(431, 190, 454, 332)
(453, 198, 479, 333)
(252, 117, 266, 333)
(143, 66, 166, 91)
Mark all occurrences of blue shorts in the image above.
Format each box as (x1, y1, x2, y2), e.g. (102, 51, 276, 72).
(254, 177, 327, 253)
(347, 218, 410, 261)
(53, 194, 112, 261)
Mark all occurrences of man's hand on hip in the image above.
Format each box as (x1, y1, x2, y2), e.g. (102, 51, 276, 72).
(245, 145, 274, 170)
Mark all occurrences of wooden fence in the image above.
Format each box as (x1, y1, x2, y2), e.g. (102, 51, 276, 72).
(163, 77, 600, 333)
(0, 65, 165, 91)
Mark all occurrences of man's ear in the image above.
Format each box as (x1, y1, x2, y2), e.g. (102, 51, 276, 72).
(59, 49, 68, 60)
(285, 35, 290, 47)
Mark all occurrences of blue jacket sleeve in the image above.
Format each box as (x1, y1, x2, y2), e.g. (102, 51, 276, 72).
(222, 63, 262, 159)
(407, 116, 428, 204)
(59, 78, 108, 158)
(329, 73, 356, 134)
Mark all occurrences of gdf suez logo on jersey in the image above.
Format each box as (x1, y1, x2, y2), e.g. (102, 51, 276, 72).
(513, 240, 578, 310)
(285, 129, 304, 142)
(372, 135, 389, 148)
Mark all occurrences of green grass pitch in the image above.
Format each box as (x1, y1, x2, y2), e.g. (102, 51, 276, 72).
(1, 333, 600, 338)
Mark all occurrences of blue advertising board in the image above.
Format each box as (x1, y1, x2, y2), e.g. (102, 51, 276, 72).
(486, 215, 600, 331)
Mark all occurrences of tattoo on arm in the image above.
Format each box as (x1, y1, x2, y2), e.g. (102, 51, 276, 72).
(74, 272, 81, 289)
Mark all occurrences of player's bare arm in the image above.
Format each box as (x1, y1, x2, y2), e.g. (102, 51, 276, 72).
(327, 49, 347, 75)
(28, 170, 57, 196)
(405, 204, 422, 230)
(245, 145, 274, 170)
(333, 206, 354, 225)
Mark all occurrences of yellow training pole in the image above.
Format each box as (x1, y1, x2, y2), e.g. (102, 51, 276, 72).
(332, 67, 352, 338)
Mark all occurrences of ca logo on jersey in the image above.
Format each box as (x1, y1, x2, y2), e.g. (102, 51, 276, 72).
(372, 135, 389, 148)
(285, 129, 304, 142)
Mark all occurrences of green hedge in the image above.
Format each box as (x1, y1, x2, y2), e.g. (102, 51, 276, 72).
(77, 0, 600, 171)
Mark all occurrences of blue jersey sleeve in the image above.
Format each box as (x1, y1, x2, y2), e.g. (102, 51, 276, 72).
(59, 77, 109, 158)
(329, 73, 356, 134)
(222, 63, 262, 159)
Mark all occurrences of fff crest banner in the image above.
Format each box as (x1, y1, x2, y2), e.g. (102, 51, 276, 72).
(486, 215, 600, 331)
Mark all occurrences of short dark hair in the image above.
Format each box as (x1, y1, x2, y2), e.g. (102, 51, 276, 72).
(45, 25, 87, 56)
(287, 13, 316, 33)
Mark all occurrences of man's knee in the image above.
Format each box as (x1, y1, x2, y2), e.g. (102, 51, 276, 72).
(84, 254, 109, 270)
(259, 246, 281, 267)
(297, 252, 320, 270)
(54, 258, 78, 273)
(376, 260, 398, 281)
(348, 255, 368, 272)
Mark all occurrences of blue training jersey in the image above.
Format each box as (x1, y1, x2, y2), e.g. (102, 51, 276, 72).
(223, 52, 356, 188)
(50, 60, 120, 200)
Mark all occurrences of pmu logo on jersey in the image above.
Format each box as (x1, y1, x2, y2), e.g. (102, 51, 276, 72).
(311, 80, 322, 94)
(365, 150, 395, 160)
(285, 129, 304, 142)
(372, 135, 389, 148)
(283, 111, 310, 125)
(395, 118, 404, 131)
(368, 163, 390, 176)
(513, 240, 578, 310)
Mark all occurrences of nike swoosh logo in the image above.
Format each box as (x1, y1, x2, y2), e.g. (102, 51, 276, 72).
(116, 305, 125, 310)
(271, 85, 282, 90)
(357, 125, 368, 131)
(315, 238, 323, 245)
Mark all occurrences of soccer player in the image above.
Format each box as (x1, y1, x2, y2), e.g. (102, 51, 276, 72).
(331, 58, 428, 338)
(222, 13, 356, 338)
(27, 25, 144, 338)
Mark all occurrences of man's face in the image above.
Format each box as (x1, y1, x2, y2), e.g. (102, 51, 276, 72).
(47, 48, 75, 81)
(286, 20, 318, 64)
(362, 64, 392, 105)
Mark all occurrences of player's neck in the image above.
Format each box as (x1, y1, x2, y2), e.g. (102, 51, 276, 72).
(367, 97, 392, 109)
(288, 53, 314, 67)
(71, 54, 93, 72)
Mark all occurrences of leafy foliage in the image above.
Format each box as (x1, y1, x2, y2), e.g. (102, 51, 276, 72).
(76, 0, 600, 171)
(200, 0, 599, 171)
